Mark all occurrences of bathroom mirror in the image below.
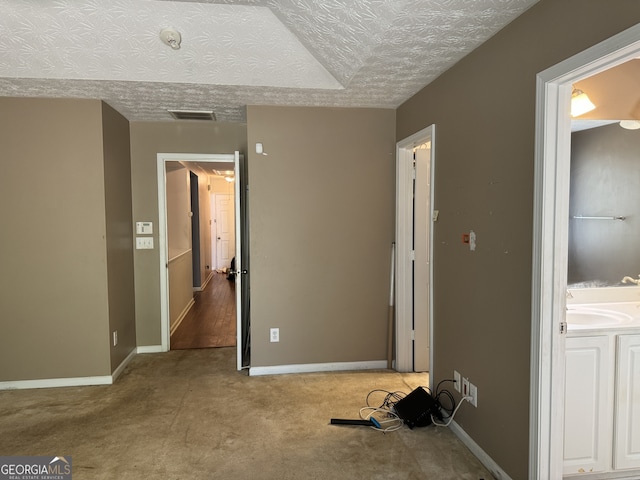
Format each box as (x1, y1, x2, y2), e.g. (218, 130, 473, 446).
(568, 122, 640, 287)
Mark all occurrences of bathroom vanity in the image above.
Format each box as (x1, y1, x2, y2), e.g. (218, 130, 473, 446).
(563, 296, 640, 477)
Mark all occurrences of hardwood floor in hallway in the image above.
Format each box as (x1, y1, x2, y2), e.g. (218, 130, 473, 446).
(170, 272, 236, 349)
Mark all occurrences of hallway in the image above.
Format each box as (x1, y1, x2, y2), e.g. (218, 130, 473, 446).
(170, 272, 236, 349)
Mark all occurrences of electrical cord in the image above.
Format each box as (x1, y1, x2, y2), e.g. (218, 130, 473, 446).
(359, 406, 404, 433)
(431, 395, 472, 427)
(359, 381, 467, 431)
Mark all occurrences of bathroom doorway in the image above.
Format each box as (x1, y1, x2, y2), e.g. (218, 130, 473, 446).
(531, 24, 640, 479)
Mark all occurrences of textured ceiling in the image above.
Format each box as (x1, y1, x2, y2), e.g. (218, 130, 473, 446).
(0, 0, 540, 123)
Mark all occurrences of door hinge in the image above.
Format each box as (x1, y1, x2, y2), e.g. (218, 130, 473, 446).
(560, 322, 568, 334)
(411, 330, 415, 340)
(410, 250, 415, 261)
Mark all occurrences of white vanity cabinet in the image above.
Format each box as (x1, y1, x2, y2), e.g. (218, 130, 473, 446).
(614, 334, 640, 470)
(563, 335, 614, 475)
(564, 332, 640, 476)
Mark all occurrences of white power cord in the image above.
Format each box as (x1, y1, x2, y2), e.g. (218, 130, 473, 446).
(431, 395, 472, 427)
(359, 406, 404, 433)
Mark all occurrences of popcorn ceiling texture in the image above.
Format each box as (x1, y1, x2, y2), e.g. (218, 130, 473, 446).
(0, 0, 538, 122)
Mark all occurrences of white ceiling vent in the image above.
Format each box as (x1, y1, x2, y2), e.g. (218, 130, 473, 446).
(168, 110, 216, 121)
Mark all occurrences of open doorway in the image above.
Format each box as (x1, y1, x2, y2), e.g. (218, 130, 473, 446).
(157, 152, 249, 370)
(395, 125, 435, 379)
(531, 24, 640, 479)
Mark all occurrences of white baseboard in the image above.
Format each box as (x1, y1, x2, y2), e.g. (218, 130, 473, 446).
(111, 348, 137, 382)
(0, 347, 140, 391)
(449, 420, 513, 480)
(194, 271, 215, 292)
(0, 374, 113, 390)
(249, 360, 387, 376)
(136, 345, 164, 354)
(170, 298, 195, 335)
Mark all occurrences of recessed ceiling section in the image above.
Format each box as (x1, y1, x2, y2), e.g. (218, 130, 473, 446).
(0, 0, 343, 90)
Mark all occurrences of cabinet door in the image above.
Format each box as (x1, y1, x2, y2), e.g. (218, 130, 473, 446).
(564, 335, 613, 475)
(614, 334, 640, 470)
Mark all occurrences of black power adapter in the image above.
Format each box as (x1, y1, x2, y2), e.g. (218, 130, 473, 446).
(393, 387, 443, 428)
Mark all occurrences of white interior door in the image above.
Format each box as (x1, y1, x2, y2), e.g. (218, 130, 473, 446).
(214, 193, 235, 269)
(396, 126, 435, 374)
(413, 145, 431, 372)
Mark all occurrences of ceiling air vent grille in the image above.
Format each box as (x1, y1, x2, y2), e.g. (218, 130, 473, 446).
(168, 109, 216, 121)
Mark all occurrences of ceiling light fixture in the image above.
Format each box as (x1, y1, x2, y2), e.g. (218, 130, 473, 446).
(571, 88, 596, 117)
(160, 27, 182, 50)
(620, 120, 640, 130)
(224, 176, 235, 183)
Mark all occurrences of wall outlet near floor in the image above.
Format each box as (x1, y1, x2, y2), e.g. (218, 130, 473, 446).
(270, 328, 279, 343)
(469, 382, 478, 407)
(113, 331, 118, 347)
(453, 370, 461, 392)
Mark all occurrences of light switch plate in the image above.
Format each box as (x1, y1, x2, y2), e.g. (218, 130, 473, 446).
(136, 221, 153, 235)
(136, 237, 154, 249)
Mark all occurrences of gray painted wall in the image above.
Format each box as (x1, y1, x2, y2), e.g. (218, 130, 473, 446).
(129, 122, 247, 347)
(396, 1, 640, 478)
(0, 98, 128, 380)
(246, 106, 396, 367)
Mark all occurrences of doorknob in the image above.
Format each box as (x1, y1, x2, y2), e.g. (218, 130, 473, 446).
(217, 237, 221, 240)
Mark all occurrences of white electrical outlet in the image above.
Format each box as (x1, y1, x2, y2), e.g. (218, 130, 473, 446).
(113, 331, 118, 347)
(462, 377, 470, 397)
(453, 370, 461, 392)
(469, 382, 478, 407)
(270, 328, 279, 343)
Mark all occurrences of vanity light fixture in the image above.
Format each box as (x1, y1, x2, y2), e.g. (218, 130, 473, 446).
(160, 27, 182, 50)
(570, 88, 596, 117)
(619, 120, 640, 130)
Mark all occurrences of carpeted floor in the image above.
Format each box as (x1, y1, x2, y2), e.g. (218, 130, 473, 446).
(0, 348, 494, 479)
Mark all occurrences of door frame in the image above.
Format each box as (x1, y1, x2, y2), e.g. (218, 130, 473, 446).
(530, 24, 640, 479)
(156, 153, 243, 366)
(395, 125, 435, 378)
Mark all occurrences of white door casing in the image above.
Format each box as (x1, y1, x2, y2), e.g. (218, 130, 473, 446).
(531, 24, 640, 479)
(157, 152, 245, 370)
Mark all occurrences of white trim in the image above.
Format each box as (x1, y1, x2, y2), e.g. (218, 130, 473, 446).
(157, 153, 237, 353)
(0, 375, 113, 390)
(395, 125, 435, 380)
(248, 360, 387, 377)
(137, 345, 163, 354)
(0, 347, 139, 390)
(170, 297, 195, 335)
(530, 24, 640, 479)
(111, 348, 137, 382)
(194, 270, 215, 292)
(449, 421, 513, 480)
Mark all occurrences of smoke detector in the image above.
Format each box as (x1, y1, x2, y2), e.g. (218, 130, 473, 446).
(160, 27, 182, 50)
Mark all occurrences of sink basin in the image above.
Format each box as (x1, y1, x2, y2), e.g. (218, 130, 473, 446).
(566, 308, 633, 328)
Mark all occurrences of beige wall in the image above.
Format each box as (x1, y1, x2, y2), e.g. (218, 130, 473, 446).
(0, 98, 111, 380)
(396, 2, 640, 478)
(101, 102, 137, 372)
(246, 106, 396, 367)
(129, 122, 247, 346)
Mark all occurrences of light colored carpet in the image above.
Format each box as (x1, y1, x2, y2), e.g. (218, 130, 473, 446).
(0, 348, 494, 479)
